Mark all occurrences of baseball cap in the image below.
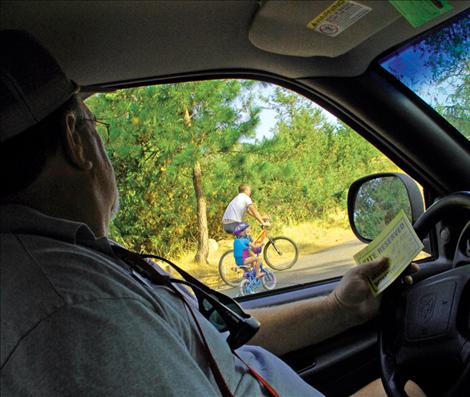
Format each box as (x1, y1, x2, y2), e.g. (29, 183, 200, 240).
(0, 30, 79, 143)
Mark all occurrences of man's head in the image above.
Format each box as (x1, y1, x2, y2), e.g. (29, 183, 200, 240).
(238, 184, 251, 196)
(0, 30, 118, 237)
(1, 94, 82, 198)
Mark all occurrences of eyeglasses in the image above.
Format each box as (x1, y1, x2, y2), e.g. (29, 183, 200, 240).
(81, 115, 111, 144)
(111, 246, 260, 350)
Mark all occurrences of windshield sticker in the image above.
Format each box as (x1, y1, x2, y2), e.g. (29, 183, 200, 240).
(389, 0, 453, 28)
(306, 0, 372, 37)
(353, 210, 423, 296)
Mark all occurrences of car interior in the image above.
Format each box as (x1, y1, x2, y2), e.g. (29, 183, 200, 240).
(1, 1, 469, 396)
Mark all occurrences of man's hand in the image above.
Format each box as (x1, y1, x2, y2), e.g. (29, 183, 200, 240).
(329, 258, 420, 324)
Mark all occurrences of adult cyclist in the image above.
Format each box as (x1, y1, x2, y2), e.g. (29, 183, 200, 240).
(222, 184, 270, 234)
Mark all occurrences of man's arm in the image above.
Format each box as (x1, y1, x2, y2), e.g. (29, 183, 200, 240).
(246, 204, 268, 226)
(246, 258, 391, 356)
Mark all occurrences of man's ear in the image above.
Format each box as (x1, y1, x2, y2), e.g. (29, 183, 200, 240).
(63, 112, 93, 171)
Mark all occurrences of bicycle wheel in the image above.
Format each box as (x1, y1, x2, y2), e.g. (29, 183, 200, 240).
(240, 279, 255, 296)
(263, 236, 299, 270)
(218, 250, 244, 287)
(261, 269, 277, 290)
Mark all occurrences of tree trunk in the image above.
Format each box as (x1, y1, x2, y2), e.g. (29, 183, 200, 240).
(192, 160, 209, 264)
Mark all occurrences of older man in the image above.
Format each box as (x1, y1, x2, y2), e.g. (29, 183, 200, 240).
(222, 184, 269, 234)
(0, 30, 419, 396)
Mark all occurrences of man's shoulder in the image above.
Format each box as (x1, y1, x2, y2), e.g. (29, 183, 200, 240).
(1, 232, 66, 366)
(0, 232, 171, 365)
(236, 193, 252, 204)
(1, 232, 161, 305)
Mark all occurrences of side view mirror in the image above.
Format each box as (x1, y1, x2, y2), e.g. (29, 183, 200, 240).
(347, 173, 428, 251)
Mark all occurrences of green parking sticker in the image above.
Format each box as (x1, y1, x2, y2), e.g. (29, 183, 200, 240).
(389, 0, 453, 28)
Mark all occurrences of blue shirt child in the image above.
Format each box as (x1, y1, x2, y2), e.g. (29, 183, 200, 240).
(233, 236, 251, 266)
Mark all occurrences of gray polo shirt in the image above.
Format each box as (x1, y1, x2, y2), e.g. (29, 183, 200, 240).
(0, 204, 323, 396)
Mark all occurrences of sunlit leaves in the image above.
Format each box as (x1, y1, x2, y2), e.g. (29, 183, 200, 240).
(87, 81, 397, 257)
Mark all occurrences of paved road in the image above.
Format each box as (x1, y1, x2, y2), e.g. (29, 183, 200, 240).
(218, 239, 365, 297)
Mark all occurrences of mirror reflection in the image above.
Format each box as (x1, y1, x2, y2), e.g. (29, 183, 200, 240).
(354, 176, 412, 241)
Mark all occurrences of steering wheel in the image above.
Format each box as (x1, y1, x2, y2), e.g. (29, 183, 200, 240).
(380, 192, 470, 397)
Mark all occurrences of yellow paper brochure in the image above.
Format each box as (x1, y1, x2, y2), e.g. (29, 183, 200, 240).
(353, 209, 423, 296)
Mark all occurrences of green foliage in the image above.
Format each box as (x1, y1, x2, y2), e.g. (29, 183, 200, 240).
(87, 80, 260, 255)
(225, 88, 397, 228)
(87, 82, 398, 257)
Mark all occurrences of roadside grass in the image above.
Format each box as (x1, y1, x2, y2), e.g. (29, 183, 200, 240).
(169, 214, 355, 288)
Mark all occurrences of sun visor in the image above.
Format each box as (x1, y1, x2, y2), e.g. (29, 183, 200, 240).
(249, 0, 401, 58)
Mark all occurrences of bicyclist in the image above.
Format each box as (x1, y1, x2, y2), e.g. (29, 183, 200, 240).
(222, 184, 270, 234)
(233, 222, 266, 278)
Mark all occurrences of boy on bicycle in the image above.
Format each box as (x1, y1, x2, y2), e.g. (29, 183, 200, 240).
(233, 222, 265, 278)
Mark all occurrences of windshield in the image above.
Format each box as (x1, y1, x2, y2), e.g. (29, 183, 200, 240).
(380, 11, 469, 139)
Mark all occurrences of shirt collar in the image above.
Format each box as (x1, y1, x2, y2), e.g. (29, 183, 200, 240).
(0, 204, 114, 255)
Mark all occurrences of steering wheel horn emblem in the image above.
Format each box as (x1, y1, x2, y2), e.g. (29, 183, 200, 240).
(418, 293, 436, 324)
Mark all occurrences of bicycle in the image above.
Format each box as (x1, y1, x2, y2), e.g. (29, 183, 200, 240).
(238, 263, 276, 296)
(219, 225, 298, 287)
